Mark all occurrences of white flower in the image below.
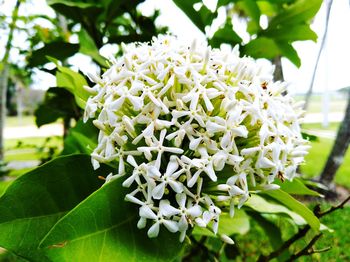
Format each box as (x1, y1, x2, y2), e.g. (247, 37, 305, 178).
(84, 35, 309, 243)
(137, 129, 184, 169)
(150, 156, 184, 199)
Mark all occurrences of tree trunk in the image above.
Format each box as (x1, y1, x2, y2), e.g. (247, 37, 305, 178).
(273, 56, 284, 82)
(0, 0, 21, 162)
(319, 90, 350, 186)
(303, 0, 333, 111)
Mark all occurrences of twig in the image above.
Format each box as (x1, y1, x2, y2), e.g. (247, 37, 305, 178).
(285, 234, 324, 262)
(257, 226, 310, 262)
(318, 195, 350, 218)
(182, 236, 207, 261)
(257, 195, 350, 262)
(214, 242, 226, 260)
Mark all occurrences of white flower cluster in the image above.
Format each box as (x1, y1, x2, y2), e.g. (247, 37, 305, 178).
(83, 35, 309, 243)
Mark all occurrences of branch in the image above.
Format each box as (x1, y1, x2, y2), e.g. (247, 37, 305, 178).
(257, 226, 310, 262)
(257, 195, 350, 262)
(182, 236, 207, 261)
(318, 195, 350, 218)
(285, 234, 328, 262)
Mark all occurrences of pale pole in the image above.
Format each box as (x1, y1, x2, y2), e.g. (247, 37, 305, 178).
(322, 37, 329, 128)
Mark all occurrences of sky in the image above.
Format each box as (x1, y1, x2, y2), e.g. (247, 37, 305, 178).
(1, 0, 350, 94)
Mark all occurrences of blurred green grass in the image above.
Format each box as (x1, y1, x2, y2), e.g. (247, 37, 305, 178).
(294, 94, 347, 114)
(302, 122, 340, 132)
(5, 115, 37, 127)
(4, 136, 62, 162)
(301, 123, 350, 188)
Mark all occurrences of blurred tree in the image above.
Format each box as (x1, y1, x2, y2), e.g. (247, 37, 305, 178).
(6, 64, 32, 116)
(30, 0, 167, 134)
(27, 0, 167, 68)
(0, 0, 21, 162)
(319, 90, 350, 192)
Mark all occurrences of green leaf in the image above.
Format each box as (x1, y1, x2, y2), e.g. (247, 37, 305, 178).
(264, 24, 317, 42)
(209, 19, 242, 48)
(62, 119, 98, 155)
(34, 87, 79, 127)
(274, 178, 321, 197)
(198, 4, 216, 30)
(256, 1, 277, 17)
(236, 0, 261, 34)
(55, 65, 90, 108)
(40, 178, 184, 261)
(27, 41, 79, 68)
(0, 155, 111, 261)
(269, 0, 323, 28)
(47, 0, 96, 9)
(172, 0, 214, 32)
(275, 41, 301, 67)
(47, 0, 103, 23)
(192, 209, 250, 237)
(245, 194, 305, 225)
(48, 0, 104, 47)
(241, 37, 279, 59)
(78, 29, 107, 67)
(301, 131, 318, 141)
(263, 189, 320, 230)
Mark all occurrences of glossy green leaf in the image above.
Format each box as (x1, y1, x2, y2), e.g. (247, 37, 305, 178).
(236, 0, 261, 34)
(0, 155, 111, 261)
(301, 131, 318, 142)
(209, 19, 242, 48)
(269, 0, 322, 28)
(172, 0, 214, 32)
(62, 119, 98, 155)
(40, 178, 184, 262)
(192, 209, 250, 237)
(256, 1, 277, 17)
(263, 189, 320, 230)
(275, 41, 301, 67)
(264, 24, 317, 42)
(27, 41, 79, 68)
(274, 178, 321, 197)
(35, 87, 79, 127)
(55, 65, 90, 108)
(241, 37, 279, 59)
(48, 0, 96, 9)
(245, 194, 305, 225)
(47, 0, 103, 23)
(78, 30, 107, 67)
